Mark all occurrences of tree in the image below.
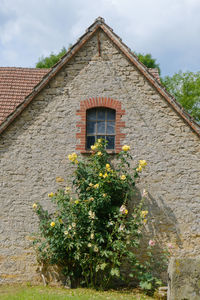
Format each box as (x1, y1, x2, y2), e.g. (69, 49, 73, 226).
(162, 71, 200, 123)
(136, 53, 161, 74)
(36, 47, 67, 68)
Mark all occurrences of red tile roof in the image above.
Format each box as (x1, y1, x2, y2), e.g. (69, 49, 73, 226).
(0, 67, 49, 125)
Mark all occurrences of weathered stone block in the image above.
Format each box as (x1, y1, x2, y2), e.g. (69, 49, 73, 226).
(168, 257, 200, 300)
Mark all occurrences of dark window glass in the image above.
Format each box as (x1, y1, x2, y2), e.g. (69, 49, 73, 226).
(87, 121, 96, 134)
(107, 121, 115, 134)
(86, 108, 116, 150)
(97, 109, 106, 120)
(106, 136, 115, 149)
(107, 109, 115, 120)
(87, 109, 96, 120)
(97, 121, 105, 134)
(86, 136, 95, 149)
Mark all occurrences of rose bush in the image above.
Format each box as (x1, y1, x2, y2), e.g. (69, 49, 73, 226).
(33, 140, 163, 291)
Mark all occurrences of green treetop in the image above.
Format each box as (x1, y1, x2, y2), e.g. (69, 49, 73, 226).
(136, 52, 161, 74)
(162, 71, 200, 123)
(36, 47, 67, 68)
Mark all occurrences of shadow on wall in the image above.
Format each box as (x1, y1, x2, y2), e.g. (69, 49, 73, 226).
(131, 187, 182, 248)
(147, 193, 183, 248)
(127, 187, 183, 283)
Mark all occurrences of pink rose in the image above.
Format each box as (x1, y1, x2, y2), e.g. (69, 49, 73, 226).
(167, 243, 173, 249)
(149, 240, 156, 246)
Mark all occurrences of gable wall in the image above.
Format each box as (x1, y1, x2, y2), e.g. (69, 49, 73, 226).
(0, 29, 199, 283)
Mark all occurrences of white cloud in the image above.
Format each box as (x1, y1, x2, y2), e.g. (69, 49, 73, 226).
(0, 0, 200, 75)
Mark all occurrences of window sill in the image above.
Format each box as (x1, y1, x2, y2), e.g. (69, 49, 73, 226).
(80, 150, 120, 155)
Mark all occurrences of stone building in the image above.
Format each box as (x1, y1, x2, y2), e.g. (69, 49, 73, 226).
(0, 17, 199, 284)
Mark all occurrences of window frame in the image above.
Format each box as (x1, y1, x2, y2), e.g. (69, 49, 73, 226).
(86, 107, 116, 150)
(76, 97, 125, 153)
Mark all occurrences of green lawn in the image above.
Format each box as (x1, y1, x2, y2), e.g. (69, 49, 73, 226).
(0, 285, 154, 300)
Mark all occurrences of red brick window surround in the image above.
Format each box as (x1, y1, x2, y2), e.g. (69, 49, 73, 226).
(76, 97, 125, 153)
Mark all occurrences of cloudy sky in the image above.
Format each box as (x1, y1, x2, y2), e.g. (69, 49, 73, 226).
(0, 0, 200, 76)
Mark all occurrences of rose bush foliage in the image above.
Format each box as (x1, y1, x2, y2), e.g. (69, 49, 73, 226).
(33, 140, 163, 291)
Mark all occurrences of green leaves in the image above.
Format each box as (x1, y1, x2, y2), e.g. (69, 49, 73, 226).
(110, 268, 120, 277)
(135, 52, 161, 74)
(140, 281, 152, 290)
(162, 71, 200, 122)
(36, 47, 67, 68)
(33, 140, 164, 292)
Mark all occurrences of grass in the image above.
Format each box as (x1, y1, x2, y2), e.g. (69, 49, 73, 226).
(0, 285, 154, 300)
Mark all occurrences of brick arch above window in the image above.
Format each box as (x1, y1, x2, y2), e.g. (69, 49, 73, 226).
(76, 97, 125, 153)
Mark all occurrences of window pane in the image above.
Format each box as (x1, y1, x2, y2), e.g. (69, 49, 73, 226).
(87, 136, 95, 149)
(106, 136, 115, 149)
(97, 108, 106, 120)
(86, 108, 116, 150)
(97, 121, 105, 134)
(107, 109, 115, 120)
(87, 121, 96, 134)
(87, 109, 96, 120)
(97, 135, 105, 141)
(107, 121, 115, 134)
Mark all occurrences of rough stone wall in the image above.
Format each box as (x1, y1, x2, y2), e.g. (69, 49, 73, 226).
(168, 257, 200, 299)
(0, 29, 199, 284)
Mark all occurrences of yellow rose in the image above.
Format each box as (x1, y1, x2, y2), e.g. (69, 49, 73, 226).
(65, 187, 71, 193)
(32, 203, 37, 209)
(50, 222, 55, 227)
(68, 153, 78, 162)
(48, 192, 54, 197)
(103, 193, 107, 197)
(103, 173, 108, 178)
(97, 138, 102, 143)
(89, 183, 93, 187)
(89, 211, 95, 219)
(56, 176, 64, 182)
(120, 205, 128, 214)
(122, 145, 130, 151)
(136, 165, 142, 172)
(94, 246, 98, 252)
(99, 173, 103, 177)
(97, 151, 102, 156)
(91, 145, 97, 151)
(106, 164, 111, 171)
(120, 175, 126, 180)
(89, 197, 94, 201)
(139, 160, 147, 167)
(141, 210, 148, 218)
(94, 183, 99, 189)
(143, 219, 147, 224)
(75, 200, 79, 204)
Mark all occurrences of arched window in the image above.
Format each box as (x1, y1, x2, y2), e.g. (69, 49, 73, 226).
(86, 107, 116, 149)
